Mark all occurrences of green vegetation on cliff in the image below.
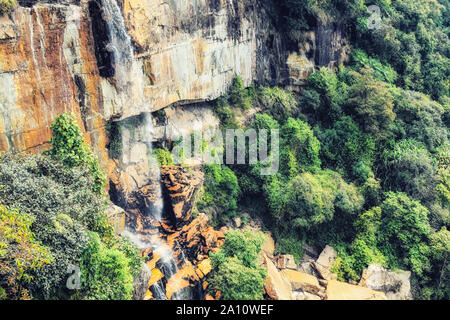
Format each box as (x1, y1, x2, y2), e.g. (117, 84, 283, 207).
(0, 115, 142, 300)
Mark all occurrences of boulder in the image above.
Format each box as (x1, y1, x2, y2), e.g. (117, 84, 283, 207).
(312, 245, 338, 280)
(299, 262, 316, 276)
(276, 254, 297, 270)
(293, 291, 322, 300)
(325, 280, 386, 300)
(280, 269, 322, 294)
(316, 245, 338, 269)
(262, 254, 292, 300)
(359, 264, 412, 300)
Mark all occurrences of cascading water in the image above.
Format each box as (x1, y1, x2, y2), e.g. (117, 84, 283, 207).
(100, 0, 192, 300)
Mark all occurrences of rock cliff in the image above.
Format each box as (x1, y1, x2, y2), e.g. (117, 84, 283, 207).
(0, 0, 350, 199)
(0, 0, 286, 157)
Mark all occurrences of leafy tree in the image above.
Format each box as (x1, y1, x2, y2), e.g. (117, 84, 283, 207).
(306, 67, 341, 123)
(77, 232, 134, 300)
(318, 116, 375, 176)
(380, 139, 438, 204)
(197, 165, 240, 224)
(346, 66, 396, 139)
(429, 227, 450, 299)
(208, 230, 267, 300)
(45, 113, 106, 194)
(275, 170, 364, 229)
(0, 206, 52, 300)
(154, 148, 173, 166)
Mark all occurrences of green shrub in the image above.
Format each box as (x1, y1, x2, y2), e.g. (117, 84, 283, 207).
(196, 165, 240, 224)
(154, 148, 173, 166)
(78, 232, 134, 300)
(351, 49, 397, 84)
(0, 205, 52, 300)
(346, 66, 396, 139)
(209, 229, 267, 300)
(45, 113, 106, 194)
(275, 236, 304, 264)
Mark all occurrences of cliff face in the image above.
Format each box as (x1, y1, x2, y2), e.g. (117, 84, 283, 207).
(0, 0, 286, 159)
(0, 0, 348, 195)
(0, 4, 105, 156)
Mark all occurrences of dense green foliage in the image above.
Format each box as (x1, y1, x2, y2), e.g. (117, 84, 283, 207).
(0, 206, 52, 300)
(154, 148, 174, 166)
(208, 229, 267, 300)
(0, 115, 142, 300)
(197, 165, 240, 224)
(202, 59, 449, 298)
(45, 113, 106, 194)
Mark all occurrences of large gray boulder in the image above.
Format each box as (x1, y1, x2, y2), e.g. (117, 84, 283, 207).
(359, 264, 412, 300)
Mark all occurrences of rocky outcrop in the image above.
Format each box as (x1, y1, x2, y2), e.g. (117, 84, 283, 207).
(0, 0, 287, 157)
(0, 4, 107, 160)
(359, 264, 412, 300)
(118, 0, 287, 112)
(262, 243, 389, 300)
(175, 213, 226, 261)
(160, 166, 204, 227)
(311, 245, 338, 280)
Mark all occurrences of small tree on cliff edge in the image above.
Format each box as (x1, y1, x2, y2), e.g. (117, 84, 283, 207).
(45, 113, 106, 194)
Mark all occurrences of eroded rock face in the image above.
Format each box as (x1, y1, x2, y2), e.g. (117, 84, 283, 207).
(0, 0, 287, 188)
(118, 0, 287, 113)
(0, 4, 107, 162)
(160, 166, 204, 227)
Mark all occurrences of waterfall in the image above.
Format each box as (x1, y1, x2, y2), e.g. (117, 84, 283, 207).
(144, 113, 164, 221)
(100, 0, 192, 300)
